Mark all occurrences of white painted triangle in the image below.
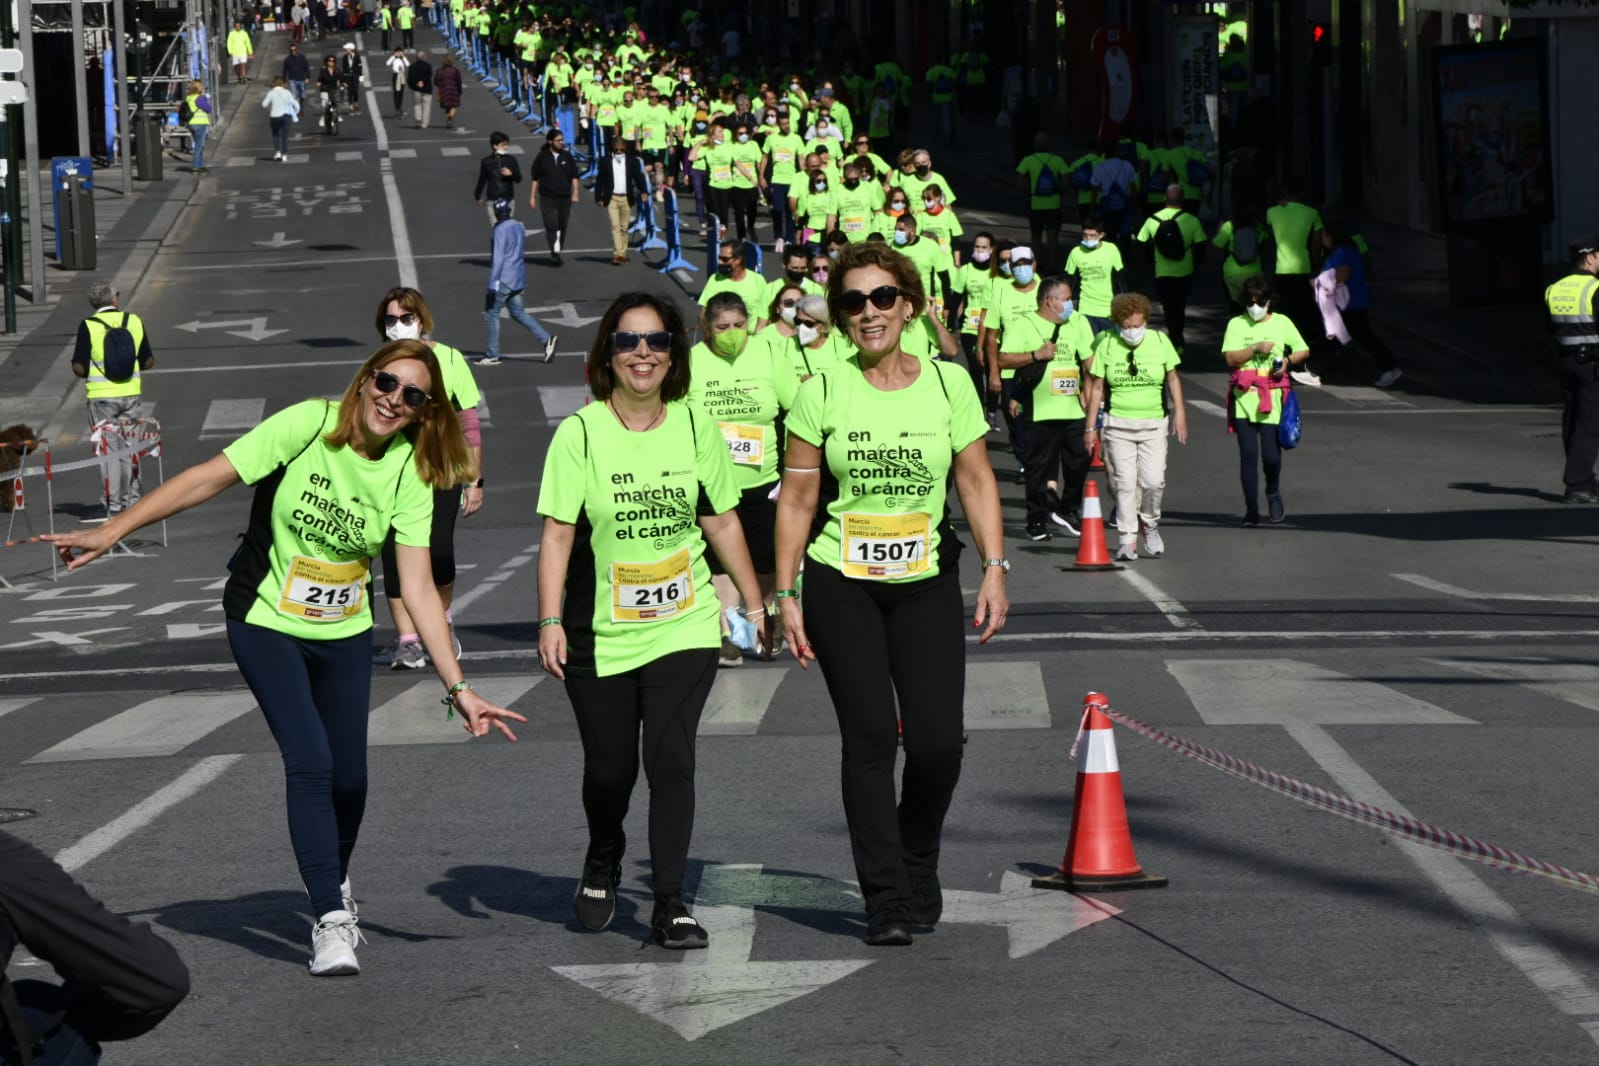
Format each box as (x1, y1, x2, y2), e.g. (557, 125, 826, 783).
(1167, 659, 1477, 726)
(166, 623, 228, 640)
(1426, 657, 1599, 714)
(939, 871, 1118, 959)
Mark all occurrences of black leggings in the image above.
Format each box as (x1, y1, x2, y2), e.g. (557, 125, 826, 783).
(227, 618, 372, 917)
(563, 647, 719, 902)
(802, 563, 965, 919)
(729, 186, 757, 241)
(381, 485, 461, 598)
(1235, 420, 1283, 518)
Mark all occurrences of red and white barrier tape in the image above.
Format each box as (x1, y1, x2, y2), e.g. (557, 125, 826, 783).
(1100, 705, 1599, 897)
(10, 442, 162, 478)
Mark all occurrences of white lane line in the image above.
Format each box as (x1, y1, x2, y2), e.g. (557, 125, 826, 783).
(368, 675, 542, 746)
(156, 360, 361, 375)
(1318, 384, 1414, 408)
(0, 697, 41, 720)
(1116, 569, 1201, 629)
(449, 540, 540, 616)
(1394, 573, 1599, 604)
(1189, 399, 1226, 418)
(366, 88, 418, 289)
(1426, 657, 1599, 715)
(335, 150, 364, 162)
(27, 691, 260, 763)
(977, 628, 1599, 645)
(700, 669, 789, 735)
(199, 398, 266, 439)
(1285, 720, 1599, 1030)
(54, 755, 244, 874)
(441, 146, 471, 156)
(1168, 659, 1473, 726)
(964, 661, 1051, 729)
(390, 147, 417, 159)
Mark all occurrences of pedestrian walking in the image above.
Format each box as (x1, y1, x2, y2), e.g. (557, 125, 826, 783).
(434, 52, 461, 129)
(1548, 236, 1599, 503)
(537, 292, 769, 949)
(385, 46, 408, 117)
(1222, 275, 1310, 525)
(407, 48, 433, 128)
(226, 20, 253, 83)
(378, 0, 392, 50)
(338, 41, 363, 115)
(316, 54, 342, 134)
(261, 76, 300, 160)
(473, 130, 522, 225)
(1134, 183, 1207, 354)
(594, 137, 647, 265)
(774, 243, 1008, 947)
(1015, 133, 1068, 272)
(283, 41, 311, 108)
(397, 0, 415, 47)
(70, 281, 154, 517)
(183, 78, 213, 173)
(1319, 220, 1401, 388)
(44, 344, 527, 976)
(1266, 176, 1325, 386)
(480, 199, 557, 365)
(529, 128, 581, 265)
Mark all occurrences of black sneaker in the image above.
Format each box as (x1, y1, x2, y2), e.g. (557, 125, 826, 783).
(1267, 494, 1285, 524)
(864, 907, 914, 947)
(651, 899, 708, 950)
(1241, 513, 1260, 527)
(908, 869, 942, 927)
(1025, 523, 1050, 542)
(1049, 510, 1081, 536)
(573, 854, 620, 931)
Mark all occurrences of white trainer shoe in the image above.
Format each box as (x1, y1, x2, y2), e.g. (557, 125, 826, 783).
(340, 877, 358, 920)
(309, 909, 364, 976)
(1114, 540, 1138, 562)
(1290, 368, 1323, 388)
(1141, 524, 1165, 558)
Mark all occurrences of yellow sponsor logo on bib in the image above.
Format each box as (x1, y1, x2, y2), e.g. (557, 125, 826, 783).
(278, 555, 367, 622)
(840, 511, 931, 580)
(842, 214, 866, 233)
(719, 422, 765, 467)
(611, 549, 696, 623)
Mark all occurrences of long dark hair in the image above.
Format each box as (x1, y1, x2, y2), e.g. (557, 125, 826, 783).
(586, 292, 691, 402)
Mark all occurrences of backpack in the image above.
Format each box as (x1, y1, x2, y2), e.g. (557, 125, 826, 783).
(1032, 161, 1059, 198)
(1231, 223, 1259, 265)
(178, 95, 194, 124)
(1153, 211, 1188, 261)
(1185, 157, 1210, 187)
(934, 72, 951, 94)
(1069, 161, 1094, 191)
(90, 314, 137, 383)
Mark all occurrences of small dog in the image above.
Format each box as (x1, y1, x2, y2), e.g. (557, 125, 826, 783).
(0, 423, 39, 511)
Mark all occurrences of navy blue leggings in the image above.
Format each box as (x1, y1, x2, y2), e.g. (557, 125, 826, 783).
(227, 619, 372, 918)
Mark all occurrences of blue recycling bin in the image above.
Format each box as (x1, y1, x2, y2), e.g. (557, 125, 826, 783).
(50, 157, 94, 265)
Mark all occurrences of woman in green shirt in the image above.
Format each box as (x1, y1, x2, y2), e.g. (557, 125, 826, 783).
(774, 243, 1008, 947)
(1082, 292, 1188, 561)
(45, 343, 524, 977)
(537, 292, 767, 950)
(1222, 276, 1310, 525)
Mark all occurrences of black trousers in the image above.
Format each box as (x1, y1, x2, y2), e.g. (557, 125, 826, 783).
(0, 831, 189, 1051)
(1273, 273, 1322, 363)
(1020, 416, 1089, 525)
(1342, 308, 1397, 373)
(1235, 420, 1283, 518)
(802, 563, 965, 920)
(380, 485, 462, 597)
(563, 647, 719, 902)
(707, 186, 732, 233)
(729, 187, 758, 241)
(1559, 353, 1599, 492)
(539, 196, 572, 253)
(1154, 274, 1192, 351)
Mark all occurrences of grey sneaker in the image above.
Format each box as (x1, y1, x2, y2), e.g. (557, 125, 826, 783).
(391, 639, 428, 670)
(719, 637, 743, 668)
(1114, 541, 1138, 562)
(1141, 522, 1165, 558)
(448, 621, 462, 659)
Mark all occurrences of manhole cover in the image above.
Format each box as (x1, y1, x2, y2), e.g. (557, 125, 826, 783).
(0, 808, 38, 824)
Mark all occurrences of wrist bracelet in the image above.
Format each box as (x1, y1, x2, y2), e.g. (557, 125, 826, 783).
(441, 680, 472, 719)
(773, 589, 800, 599)
(538, 617, 563, 629)
(744, 606, 768, 619)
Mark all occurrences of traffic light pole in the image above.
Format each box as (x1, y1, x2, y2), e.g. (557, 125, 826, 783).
(0, 0, 22, 330)
(18, 0, 43, 303)
(112, 0, 129, 192)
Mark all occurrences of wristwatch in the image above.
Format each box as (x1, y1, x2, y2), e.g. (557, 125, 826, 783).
(983, 558, 1011, 573)
(473, 477, 485, 488)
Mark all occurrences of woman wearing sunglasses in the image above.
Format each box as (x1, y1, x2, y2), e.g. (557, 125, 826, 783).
(371, 287, 486, 670)
(1221, 276, 1309, 526)
(774, 243, 1008, 947)
(537, 293, 769, 950)
(1082, 291, 1189, 561)
(44, 342, 526, 976)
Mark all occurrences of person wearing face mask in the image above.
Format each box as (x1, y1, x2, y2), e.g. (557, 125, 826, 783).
(698, 242, 767, 317)
(689, 119, 737, 240)
(995, 277, 1096, 540)
(595, 137, 649, 266)
(1082, 292, 1188, 561)
(949, 232, 999, 408)
(529, 130, 583, 265)
(878, 190, 911, 237)
(47, 342, 524, 977)
(481, 199, 559, 365)
(785, 294, 848, 379)
(847, 135, 891, 185)
(681, 110, 713, 235)
(984, 245, 1041, 481)
(758, 282, 807, 345)
(892, 149, 958, 220)
(1065, 215, 1125, 334)
(763, 112, 806, 253)
(794, 167, 839, 250)
(834, 159, 886, 244)
(916, 183, 964, 268)
(688, 293, 799, 667)
(762, 247, 823, 320)
(1222, 276, 1310, 526)
(474, 131, 523, 226)
(892, 214, 953, 325)
(974, 238, 1016, 406)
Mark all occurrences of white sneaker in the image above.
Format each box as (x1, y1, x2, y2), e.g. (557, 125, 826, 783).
(1141, 524, 1165, 558)
(1373, 368, 1403, 389)
(1290, 368, 1323, 388)
(1114, 541, 1138, 562)
(552, 235, 562, 254)
(309, 909, 363, 976)
(340, 877, 357, 919)
(543, 334, 558, 363)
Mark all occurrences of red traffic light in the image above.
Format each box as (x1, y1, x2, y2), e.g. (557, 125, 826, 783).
(1310, 21, 1328, 44)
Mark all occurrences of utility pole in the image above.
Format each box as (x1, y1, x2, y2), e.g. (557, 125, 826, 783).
(0, 0, 23, 330)
(18, 0, 43, 302)
(113, 0, 130, 192)
(70, 0, 89, 158)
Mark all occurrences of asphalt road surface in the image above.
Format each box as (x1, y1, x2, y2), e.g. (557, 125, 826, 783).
(5, 28, 1599, 1066)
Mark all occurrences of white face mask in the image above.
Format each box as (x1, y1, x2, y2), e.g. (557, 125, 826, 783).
(1246, 303, 1269, 322)
(796, 323, 820, 346)
(779, 305, 797, 324)
(385, 320, 422, 342)
(1120, 325, 1146, 347)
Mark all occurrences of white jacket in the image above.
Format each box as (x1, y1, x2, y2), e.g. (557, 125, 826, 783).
(1313, 268, 1351, 345)
(261, 86, 300, 119)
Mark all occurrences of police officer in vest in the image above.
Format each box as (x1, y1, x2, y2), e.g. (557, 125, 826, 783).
(1549, 237, 1599, 503)
(71, 281, 155, 515)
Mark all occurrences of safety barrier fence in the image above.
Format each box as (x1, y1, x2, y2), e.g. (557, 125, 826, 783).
(1095, 703, 1599, 897)
(0, 420, 168, 587)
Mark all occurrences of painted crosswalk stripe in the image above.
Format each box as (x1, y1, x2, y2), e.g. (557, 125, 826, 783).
(335, 150, 364, 162)
(1427, 657, 1599, 714)
(538, 385, 590, 422)
(964, 661, 1052, 729)
(1319, 384, 1413, 408)
(27, 691, 261, 763)
(224, 157, 255, 167)
(199, 398, 265, 439)
(1167, 659, 1473, 725)
(700, 669, 788, 735)
(367, 675, 543, 746)
(390, 148, 417, 159)
(284, 153, 309, 164)
(441, 146, 471, 157)
(0, 697, 40, 721)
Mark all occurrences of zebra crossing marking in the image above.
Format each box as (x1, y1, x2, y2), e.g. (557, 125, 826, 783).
(1427, 657, 1599, 714)
(441, 146, 471, 157)
(335, 150, 364, 162)
(700, 669, 788, 735)
(367, 675, 544, 746)
(390, 148, 418, 159)
(538, 385, 590, 423)
(0, 697, 40, 721)
(199, 398, 266, 439)
(964, 662, 1052, 730)
(1166, 659, 1475, 725)
(26, 690, 260, 763)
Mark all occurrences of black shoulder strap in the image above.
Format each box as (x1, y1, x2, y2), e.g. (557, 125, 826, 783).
(0, 974, 35, 1066)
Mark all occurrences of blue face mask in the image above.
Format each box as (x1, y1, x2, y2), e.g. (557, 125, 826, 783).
(1012, 265, 1035, 286)
(999, 261, 1013, 277)
(1082, 238, 1100, 250)
(1059, 299, 1074, 318)
(892, 230, 909, 246)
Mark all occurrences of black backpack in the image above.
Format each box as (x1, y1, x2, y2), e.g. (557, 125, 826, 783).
(1032, 161, 1059, 198)
(1153, 210, 1188, 261)
(178, 95, 193, 124)
(91, 314, 137, 383)
(1231, 223, 1260, 265)
(1011, 320, 1064, 396)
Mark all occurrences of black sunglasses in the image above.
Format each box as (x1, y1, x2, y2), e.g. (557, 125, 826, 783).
(372, 369, 431, 409)
(383, 312, 419, 328)
(1125, 353, 1140, 377)
(839, 285, 901, 316)
(794, 317, 822, 329)
(612, 330, 672, 353)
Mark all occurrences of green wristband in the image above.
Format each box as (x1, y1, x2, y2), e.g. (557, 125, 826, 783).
(773, 589, 800, 599)
(538, 617, 563, 629)
(441, 680, 472, 719)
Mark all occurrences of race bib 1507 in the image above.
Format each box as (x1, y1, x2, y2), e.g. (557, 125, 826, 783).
(840, 511, 931, 580)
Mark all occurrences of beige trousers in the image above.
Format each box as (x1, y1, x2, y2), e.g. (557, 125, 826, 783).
(606, 198, 630, 257)
(1101, 415, 1168, 540)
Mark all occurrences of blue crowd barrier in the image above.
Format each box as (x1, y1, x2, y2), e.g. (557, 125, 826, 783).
(654, 187, 697, 274)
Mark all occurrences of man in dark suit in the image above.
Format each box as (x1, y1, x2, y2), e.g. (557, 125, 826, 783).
(594, 138, 649, 265)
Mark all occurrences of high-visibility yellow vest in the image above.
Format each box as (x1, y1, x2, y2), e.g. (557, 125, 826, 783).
(83, 311, 147, 400)
(1546, 272, 1599, 347)
(186, 92, 210, 126)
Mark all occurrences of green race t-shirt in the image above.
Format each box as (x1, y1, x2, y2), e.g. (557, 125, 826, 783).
(1090, 330, 1181, 420)
(833, 182, 884, 240)
(699, 271, 768, 314)
(1135, 207, 1208, 278)
(951, 262, 996, 334)
(536, 402, 739, 677)
(431, 342, 481, 413)
(1064, 242, 1123, 317)
(985, 279, 1041, 380)
(1016, 151, 1068, 211)
(1221, 312, 1307, 424)
(727, 139, 763, 189)
(776, 327, 851, 380)
(764, 132, 805, 185)
(222, 400, 433, 640)
(1266, 201, 1324, 275)
(787, 357, 986, 583)
(687, 339, 798, 489)
(1000, 311, 1095, 421)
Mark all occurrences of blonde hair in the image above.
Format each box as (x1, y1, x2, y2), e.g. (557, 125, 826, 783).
(324, 340, 473, 489)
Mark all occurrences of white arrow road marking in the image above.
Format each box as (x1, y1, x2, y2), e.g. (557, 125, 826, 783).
(0, 628, 127, 649)
(252, 231, 302, 248)
(525, 302, 602, 328)
(551, 863, 1115, 1040)
(173, 317, 289, 342)
(1394, 573, 1599, 604)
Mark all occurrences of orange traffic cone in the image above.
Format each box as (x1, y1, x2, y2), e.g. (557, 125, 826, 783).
(1088, 431, 1105, 471)
(1069, 480, 1122, 571)
(1033, 693, 1168, 892)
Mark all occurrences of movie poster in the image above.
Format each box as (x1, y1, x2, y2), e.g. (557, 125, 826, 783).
(1432, 39, 1553, 227)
